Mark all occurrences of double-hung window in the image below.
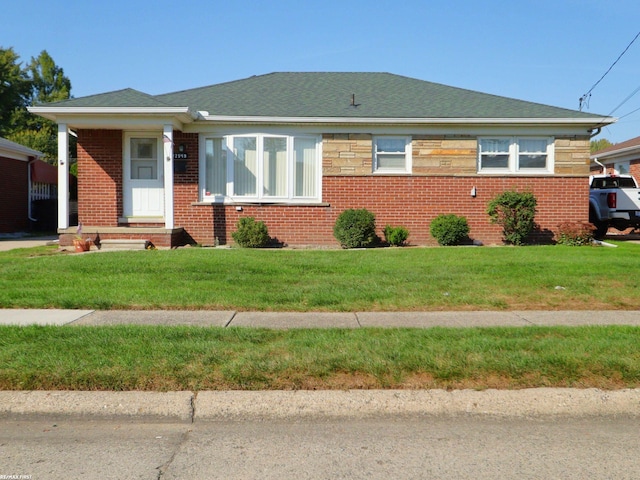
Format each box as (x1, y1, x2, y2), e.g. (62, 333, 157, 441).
(373, 136, 412, 173)
(478, 137, 553, 174)
(202, 134, 321, 202)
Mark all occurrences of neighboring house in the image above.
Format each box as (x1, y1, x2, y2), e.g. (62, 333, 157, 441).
(28, 72, 614, 247)
(0, 137, 56, 233)
(591, 135, 640, 179)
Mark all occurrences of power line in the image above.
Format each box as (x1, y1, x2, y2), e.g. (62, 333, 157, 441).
(579, 29, 640, 110)
(607, 84, 640, 116)
(618, 104, 640, 120)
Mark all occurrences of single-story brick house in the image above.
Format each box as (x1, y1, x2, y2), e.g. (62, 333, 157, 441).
(591, 135, 640, 179)
(29, 72, 614, 247)
(0, 137, 57, 233)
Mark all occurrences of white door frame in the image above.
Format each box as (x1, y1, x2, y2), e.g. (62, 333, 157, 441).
(123, 132, 165, 219)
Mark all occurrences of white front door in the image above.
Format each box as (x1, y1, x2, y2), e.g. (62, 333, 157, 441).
(123, 134, 164, 218)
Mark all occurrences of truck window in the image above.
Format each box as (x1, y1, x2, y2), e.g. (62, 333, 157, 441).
(591, 177, 637, 189)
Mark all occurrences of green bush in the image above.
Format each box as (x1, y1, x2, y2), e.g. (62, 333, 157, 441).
(334, 208, 377, 248)
(231, 217, 270, 248)
(383, 225, 409, 246)
(487, 191, 537, 245)
(429, 214, 470, 246)
(555, 222, 596, 246)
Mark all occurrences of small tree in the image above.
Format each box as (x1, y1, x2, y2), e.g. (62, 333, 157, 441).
(334, 208, 377, 248)
(487, 191, 537, 245)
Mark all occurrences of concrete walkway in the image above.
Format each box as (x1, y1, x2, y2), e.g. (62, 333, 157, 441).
(1, 308, 639, 328)
(0, 234, 58, 251)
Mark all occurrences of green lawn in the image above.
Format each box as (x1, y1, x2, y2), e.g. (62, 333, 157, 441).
(1, 324, 638, 391)
(2, 243, 640, 391)
(0, 242, 639, 311)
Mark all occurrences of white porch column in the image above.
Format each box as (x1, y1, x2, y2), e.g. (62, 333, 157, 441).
(57, 123, 70, 229)
(163, 124, 174, 229)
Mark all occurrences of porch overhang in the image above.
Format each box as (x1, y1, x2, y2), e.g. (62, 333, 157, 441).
(27, 106, 198, 131)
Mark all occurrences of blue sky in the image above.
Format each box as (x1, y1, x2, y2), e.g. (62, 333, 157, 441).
(5, 0, 640, 143)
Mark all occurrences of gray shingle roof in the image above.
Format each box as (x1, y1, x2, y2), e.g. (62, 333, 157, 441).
(45, 88, 177, 108)
(39, 72, 606, 120)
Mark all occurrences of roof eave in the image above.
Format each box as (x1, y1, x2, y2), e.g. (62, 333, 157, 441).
(199, 115, 616, 127)
(27, 106, 197, 125)
(591, 143, 640, 161)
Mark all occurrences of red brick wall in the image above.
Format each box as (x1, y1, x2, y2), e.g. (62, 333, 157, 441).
(173, 132, 201, 241)
(628, 160, 640, 181)
(0, 157, 29, 232)
(183, 175, 588, 246)
(77, 129, 122, 226)
(76, 130, 590, 247)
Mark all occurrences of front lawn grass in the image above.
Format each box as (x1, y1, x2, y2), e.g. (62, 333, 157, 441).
(1, 242, 640, 311)
(1, 325, 639, 391)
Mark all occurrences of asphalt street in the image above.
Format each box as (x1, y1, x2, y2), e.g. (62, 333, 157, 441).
(2, 415, 639, 479)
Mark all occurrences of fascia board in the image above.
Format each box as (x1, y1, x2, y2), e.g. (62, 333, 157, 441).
(27, 106, 197, 124)
(591, 144, 640, 161)
(0, 144, 42, 160)
(0, 148, 31, 161)
(198, 115, 617, 127)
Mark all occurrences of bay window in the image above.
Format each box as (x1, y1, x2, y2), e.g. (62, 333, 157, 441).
(478, 137, 553, 173)
(202, 134, 321, 202)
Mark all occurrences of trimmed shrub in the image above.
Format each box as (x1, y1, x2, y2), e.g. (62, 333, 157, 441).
(383, 225, 409, 246)
(554, 222, 596, 246)
(334, 208, 377, 248)
(232, 217, 270, 248)
(429, 214, 470, 246)
(487, 191, 537, 245)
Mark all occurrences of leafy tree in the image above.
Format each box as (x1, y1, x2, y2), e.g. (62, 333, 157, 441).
(7, 50, 72, 161)
(590, 138, 612, 154)
(0, 47, 31, 137)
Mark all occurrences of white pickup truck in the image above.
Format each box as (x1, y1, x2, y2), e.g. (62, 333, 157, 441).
(589, 174, 640, 238)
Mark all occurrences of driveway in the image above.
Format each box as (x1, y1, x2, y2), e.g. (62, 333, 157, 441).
(0, 234, 58, 251)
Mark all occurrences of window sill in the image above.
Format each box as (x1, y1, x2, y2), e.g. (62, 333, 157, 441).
(372, 170, 412, 175)
(477, 171, 554, 175)
(192, 201, 330, 207)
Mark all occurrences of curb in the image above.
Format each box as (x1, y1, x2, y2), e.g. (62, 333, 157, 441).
(0, 391, 194, 422)
(1, 389, 639, 420)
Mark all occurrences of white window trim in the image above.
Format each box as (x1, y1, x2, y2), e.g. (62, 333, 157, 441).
(199, 133, 322, 204)
(478, 136, 554, 174)
(373, 135, 412, 174)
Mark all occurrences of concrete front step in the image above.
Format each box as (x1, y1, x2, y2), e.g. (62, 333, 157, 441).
(99, 239, 151, 251)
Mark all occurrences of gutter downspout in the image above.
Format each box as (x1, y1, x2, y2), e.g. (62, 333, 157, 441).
(26, 157, 38, 223)
(594, 157, 606, 175)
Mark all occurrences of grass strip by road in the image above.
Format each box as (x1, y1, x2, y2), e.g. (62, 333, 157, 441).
(1, 242, 640, 311)
(1, 325, 639, 391)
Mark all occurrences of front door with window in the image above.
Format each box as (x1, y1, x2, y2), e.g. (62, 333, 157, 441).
(123, 135, 164, 219)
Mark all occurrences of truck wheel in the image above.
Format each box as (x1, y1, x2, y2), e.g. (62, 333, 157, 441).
(589, 209, 608, 239)
(592, 221, 608, 239)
